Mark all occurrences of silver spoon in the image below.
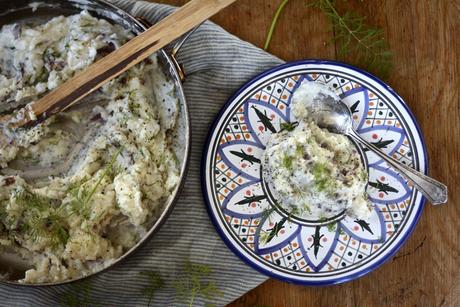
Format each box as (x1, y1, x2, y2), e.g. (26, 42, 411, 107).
(309, 93, 448, 205)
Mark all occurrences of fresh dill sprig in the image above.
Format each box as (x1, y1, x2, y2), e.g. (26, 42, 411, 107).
(68, 180, 91, 219)
(13, 188, 69, 248)
(264, 0, 393, 78)
(173, 260, 223, 307)
(140, 271, 165, 307)
(27, 210, 69, 247)
(60, 281, 97, 307)
(311, 0, 393, 77)
(264, 0, 290, 50)
(83, 147, 123, 205)
(68, 147, 123, 219)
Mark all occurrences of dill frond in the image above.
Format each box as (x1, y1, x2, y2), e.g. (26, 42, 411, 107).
(264, 0, 393, 78)
(279, 121, 298, 132)
(173, 260, 223, 307)
(311, 0, 393, 78)
(13, 187, 69, 248)
(83, 147, 123, 205)
(68, 178, 91, 219)
(140, 271, 165, 307)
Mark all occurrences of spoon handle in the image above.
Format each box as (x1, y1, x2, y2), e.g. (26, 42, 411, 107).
(348, 130, 448, 205)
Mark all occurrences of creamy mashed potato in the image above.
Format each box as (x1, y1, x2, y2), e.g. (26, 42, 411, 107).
(0, 12, 180, 283)
(262, 81, 371, 220)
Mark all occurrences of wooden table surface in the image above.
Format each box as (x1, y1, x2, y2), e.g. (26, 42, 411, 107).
(154, 1, 459, 306)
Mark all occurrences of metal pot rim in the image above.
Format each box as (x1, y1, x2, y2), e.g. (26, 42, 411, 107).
(0, 0, 191, 287)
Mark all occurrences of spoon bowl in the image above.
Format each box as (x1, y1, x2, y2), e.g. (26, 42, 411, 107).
(308, 98, 353, 135)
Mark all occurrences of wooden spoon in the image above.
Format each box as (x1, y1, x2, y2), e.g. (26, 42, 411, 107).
(0, 0, 237, 128)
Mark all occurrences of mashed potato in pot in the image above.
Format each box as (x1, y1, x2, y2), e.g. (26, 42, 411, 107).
(0, 12, 180, 283)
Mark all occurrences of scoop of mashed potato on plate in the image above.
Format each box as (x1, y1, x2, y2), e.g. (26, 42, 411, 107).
(262, 81, 372, 220)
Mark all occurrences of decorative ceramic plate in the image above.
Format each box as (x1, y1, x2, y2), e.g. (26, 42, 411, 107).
(202, 60, 427, 285)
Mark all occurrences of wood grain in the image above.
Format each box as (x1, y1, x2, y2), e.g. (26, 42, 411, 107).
(151, 0, 459, 306)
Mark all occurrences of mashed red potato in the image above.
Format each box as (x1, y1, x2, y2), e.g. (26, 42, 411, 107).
(262, 81, 372, 220)
(0, 12, 179, 283)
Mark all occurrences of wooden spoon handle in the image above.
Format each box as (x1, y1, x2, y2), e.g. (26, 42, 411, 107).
(2, 0, 236, 128)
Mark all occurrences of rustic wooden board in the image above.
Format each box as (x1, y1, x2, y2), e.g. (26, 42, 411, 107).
(151, 1, 460, 306)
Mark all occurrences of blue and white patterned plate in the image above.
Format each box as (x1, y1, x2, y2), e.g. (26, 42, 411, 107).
(201, 60, 427, 285)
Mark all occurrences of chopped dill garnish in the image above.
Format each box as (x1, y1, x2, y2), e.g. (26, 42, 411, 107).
(327, 222, 337, 232)
(140, 271, 165, 307)
(279, 121, 298, 132)
(300, 203, 312, 215)
(282, 155, 293, 170)
(173, 260, 223, 307)
(295, 144, 304, 156)
(312, 162, 333, 191)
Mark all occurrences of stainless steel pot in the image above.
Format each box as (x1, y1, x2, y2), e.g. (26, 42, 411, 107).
(0, 0, 191, 286)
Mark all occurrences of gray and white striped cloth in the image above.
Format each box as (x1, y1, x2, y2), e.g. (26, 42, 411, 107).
(0, 1, 284, 306)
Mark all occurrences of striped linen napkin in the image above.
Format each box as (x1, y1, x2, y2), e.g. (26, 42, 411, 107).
(0, 1, 283, 306)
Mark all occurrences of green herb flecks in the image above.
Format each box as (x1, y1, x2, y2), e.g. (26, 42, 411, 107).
(312, 162, 333, 192)
(282, 155, 293, 170)
(68, 147, 123, 220)
(140, 271, 165, 307)
(359, 168, 368, 181)
(300, 203, 312, 215)
(173, 260, 223, 307)
(326, 221, 337, 232)
(280, 121, 298, 132)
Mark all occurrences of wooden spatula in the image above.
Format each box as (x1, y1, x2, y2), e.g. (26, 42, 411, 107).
(0, 0, 237, 129)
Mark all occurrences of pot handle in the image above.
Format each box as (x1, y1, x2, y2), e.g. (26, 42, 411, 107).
(135, 17, 201, 82)
(169, 25, 201, 82)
